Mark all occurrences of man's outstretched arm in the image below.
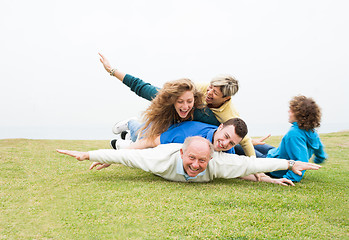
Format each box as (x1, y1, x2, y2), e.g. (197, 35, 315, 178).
(57, 144, 182, 175)
(56, 149, 89, 161)
(212, 152, 322, 179)
(240, 174, 295, 186)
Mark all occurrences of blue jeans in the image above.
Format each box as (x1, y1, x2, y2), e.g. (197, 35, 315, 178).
(254, 144, 275, 158)
(128, 119, 143, 142)
(234, 144, 275, 158)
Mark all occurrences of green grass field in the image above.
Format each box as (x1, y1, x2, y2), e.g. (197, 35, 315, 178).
(1, 132, 348, 239)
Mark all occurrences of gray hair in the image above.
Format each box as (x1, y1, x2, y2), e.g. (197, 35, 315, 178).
(210, 74, 239, 97)
(182, 136, 214, 158)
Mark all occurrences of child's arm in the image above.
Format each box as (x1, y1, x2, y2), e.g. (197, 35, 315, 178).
(313, 139, 328, 164)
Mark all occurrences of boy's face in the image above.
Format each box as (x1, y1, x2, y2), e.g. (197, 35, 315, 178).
(288, 109, 297, 123)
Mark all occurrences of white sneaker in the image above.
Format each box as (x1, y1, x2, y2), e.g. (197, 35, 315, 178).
(116, 139, 133, 149)
(121, 131, 131, 140)
(125, 132, 131, 140)
(112, 117, 137, 135)
(110, 139, 118, 150)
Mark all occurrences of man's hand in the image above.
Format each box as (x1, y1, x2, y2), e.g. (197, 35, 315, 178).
(291, 161, 322, 175)
(242, 173, 295, 186)
(271, 178, 295, 186)
(254, 173, 262, 181)
(89, 162, 111, 170)
(252, 134, 271, 146)
(56, 149, 89, 161)
(98, 52, 112, 73)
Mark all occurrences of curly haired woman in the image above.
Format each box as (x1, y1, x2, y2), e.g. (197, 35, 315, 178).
(132, 78, 204, 148)
(254, 95, 327, 182)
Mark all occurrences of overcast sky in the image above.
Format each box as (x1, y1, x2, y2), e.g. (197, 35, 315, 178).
(1, 0, 348, 140)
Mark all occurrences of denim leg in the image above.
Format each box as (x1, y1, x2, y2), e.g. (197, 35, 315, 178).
(234, 144, 275, 158)
(128, 120, 144, 142)
(254, 144, 275, 158)
(234, 144, 245, 155)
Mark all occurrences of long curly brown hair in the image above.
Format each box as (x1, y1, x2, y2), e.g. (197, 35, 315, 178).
(289, 95, 321, 131)
(139, 78, 204, 141)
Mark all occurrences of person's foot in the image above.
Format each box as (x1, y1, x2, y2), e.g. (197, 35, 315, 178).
(110, 139, 118, 149)
(110, 139, 133, 150)
(112, 117, 137, 135)
(120, 131, 131, 140)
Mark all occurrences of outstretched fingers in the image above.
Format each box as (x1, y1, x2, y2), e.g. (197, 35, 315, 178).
(281, 178, 295, 186)
(98, 52, 111, 72)
(89, 162, 111, 170)
(98, 52, 105, 60)
(99, 53, 105, 64)
(293, 162, 322, 175)
(259, 134, 271, 143)
(310, 163, 322, 169)
(252, 134, 271, 146)
(302, 162, 322, 170)
(56, 149, 89, 161)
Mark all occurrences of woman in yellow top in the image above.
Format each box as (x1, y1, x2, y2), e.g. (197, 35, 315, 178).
(194, 78, 256, 156)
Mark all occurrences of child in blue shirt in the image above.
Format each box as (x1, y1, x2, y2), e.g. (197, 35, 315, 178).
(255, 95, 327, 182)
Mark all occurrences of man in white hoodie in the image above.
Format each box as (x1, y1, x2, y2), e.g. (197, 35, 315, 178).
(57, 136, 321, 184)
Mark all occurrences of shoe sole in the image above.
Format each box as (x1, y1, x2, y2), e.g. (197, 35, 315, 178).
(112, 117, 137, 135)
(110, 140, 118, 150)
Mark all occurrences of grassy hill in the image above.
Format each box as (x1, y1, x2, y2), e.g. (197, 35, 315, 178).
(1, 131, 348, 239)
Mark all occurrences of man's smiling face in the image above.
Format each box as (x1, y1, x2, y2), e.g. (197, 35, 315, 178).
(212, 124, 242, 152)
(180, 139, 212, 177)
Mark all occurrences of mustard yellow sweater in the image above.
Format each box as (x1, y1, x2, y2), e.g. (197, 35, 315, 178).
(195, 83, 256, 157)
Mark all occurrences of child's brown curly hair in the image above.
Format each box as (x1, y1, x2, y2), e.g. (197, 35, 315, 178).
(289, 95, 322, 131)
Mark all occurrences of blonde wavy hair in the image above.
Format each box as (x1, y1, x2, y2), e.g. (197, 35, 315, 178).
(210, 74, 239, 97)
(140, 78, 204, 141)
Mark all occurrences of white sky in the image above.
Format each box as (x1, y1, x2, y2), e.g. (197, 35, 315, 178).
(1, 0, 348, 140)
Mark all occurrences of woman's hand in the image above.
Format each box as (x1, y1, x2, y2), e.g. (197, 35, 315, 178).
(98, 52, 112, 73)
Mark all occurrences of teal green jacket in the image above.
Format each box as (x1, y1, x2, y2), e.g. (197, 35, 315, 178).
(123, 74, 221, 126)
